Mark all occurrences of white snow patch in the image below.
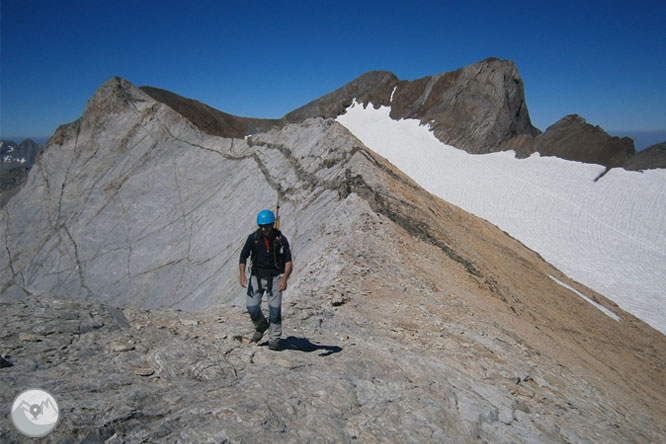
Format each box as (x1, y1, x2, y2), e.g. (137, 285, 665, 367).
(337, 101, 666, 335)
(549, 275, 622, 321)
(390, 86, 397, 103)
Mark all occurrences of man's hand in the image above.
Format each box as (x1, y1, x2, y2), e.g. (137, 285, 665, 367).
(279, 261, 292, 292)
(239, 264, 247, 288)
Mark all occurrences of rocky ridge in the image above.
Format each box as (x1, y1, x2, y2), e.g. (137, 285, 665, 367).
(624, 140, 666, 170)
(1, 77, 665, 442)
(139, 86, 283, 139)
(285, 58, 664, 170)
(498, 114, 637, 170)
(135, 58, 664, 170)
(285, 58, 540, 154)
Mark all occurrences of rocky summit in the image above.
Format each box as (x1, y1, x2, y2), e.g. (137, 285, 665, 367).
(497, 114, 637, 170)
(285, 58, 541, 154)
(285, 58, 665, 170)
(1, 76, 665, 443)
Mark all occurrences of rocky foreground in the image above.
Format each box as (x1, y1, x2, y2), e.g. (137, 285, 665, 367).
(2, 76, 665, 442)
(2, 283, 664, 444)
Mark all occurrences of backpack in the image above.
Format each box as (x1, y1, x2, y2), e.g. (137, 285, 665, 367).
(250, 229, 286, 273)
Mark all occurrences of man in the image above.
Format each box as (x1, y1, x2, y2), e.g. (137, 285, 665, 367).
(239, 209, 292, 351)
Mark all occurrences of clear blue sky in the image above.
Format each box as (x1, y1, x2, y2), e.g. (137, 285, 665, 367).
(2, 0, 665, 149)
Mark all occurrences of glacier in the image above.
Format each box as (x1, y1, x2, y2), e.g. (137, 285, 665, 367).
(337, 101, 666, 335)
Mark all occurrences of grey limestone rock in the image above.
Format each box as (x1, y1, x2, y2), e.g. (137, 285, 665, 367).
(2, 77, 665, 443)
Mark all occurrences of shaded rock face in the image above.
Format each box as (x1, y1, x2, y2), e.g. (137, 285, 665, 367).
(2, 78, 666, 442)
(286, 58, 540, 154)
(390, 58, 540, 154)
(140, 86, 282, 139)
(499, 114, 637, 169)
(284, 70, 400, 123)
(624, 141, 666, 170)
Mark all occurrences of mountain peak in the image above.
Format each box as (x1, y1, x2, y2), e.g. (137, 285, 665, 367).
(83, 76, 147, 117)
(286, 58, 539, 153)
(533, 113, 636, 167)
(284, 70, 400, 123)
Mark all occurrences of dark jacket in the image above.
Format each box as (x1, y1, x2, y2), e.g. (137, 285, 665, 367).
(239, 229, 292, 277)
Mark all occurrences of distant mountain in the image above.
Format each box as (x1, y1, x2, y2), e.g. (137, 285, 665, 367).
(498, 114, 637, 170)
(1, 139, 41, 168)
(0, 139, 43, 207)
(623, 141, 666, 170)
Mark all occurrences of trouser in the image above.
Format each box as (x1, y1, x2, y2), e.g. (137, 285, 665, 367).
(246, 274, 282, 341)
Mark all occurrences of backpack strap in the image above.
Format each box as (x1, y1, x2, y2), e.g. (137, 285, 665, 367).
(249, 229, 261, 274)
(250, 229, 284, 273)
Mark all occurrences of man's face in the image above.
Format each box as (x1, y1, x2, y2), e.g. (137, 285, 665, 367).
(259, 223, 274, 236)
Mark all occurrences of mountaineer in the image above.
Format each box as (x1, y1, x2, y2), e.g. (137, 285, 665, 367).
(239, 209, 293, 351)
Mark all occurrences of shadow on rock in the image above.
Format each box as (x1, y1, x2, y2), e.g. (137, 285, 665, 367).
(270, 336, 343, 356)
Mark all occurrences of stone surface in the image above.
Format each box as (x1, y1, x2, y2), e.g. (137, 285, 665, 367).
(1, 77, 665, 442)
(1, 286, 664, 444)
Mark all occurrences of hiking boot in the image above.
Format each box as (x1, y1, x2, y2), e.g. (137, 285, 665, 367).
(250, 323, 269, 343)
(268, 339, 282, 351)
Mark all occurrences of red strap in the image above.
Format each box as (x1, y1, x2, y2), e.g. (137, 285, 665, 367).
(264, 237, 270, 252)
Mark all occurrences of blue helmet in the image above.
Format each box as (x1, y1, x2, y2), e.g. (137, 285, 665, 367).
(256, 209, 276, 225)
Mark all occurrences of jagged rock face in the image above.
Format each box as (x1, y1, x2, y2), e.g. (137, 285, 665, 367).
(500, 114, 636, 168)
(284, 70, 400, 122)
(1, 77, 370, 309)
(390, 58, 540, 153)
(624, 141, 666, 170)
(286, 58, 540, 153)
(2, 78, 666, 442)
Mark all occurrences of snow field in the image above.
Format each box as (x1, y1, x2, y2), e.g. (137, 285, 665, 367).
(337, 101, 666, 335)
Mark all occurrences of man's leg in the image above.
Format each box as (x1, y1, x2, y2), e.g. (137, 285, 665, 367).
(246, 275, 268, 342)
(267, 276, 283, 344)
